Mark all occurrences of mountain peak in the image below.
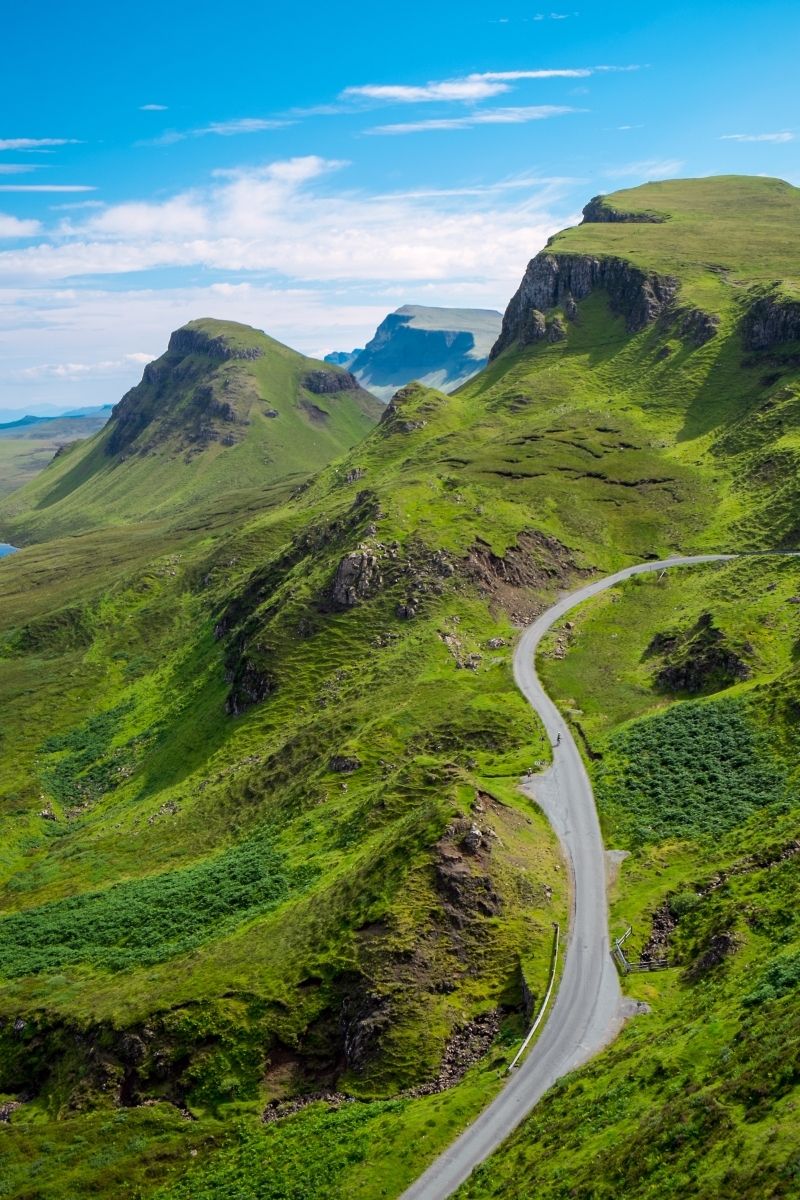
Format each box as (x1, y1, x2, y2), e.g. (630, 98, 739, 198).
(0, 320, 381, 539)
(328, 304, 503, 401)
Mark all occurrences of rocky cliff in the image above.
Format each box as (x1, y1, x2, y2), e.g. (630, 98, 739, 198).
(741, 287, 800, 350)
(581, 194, 667, 225)
(166, 326, 265, 362)
(490, 251, 678, 359)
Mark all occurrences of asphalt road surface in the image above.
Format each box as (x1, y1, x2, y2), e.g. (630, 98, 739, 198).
(401, 554, 736, 1200)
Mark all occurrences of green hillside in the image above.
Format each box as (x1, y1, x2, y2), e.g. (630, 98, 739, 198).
(0, 176, 798, 1199)
(0, 411, 113, 499)
(0, 318, 382, 542)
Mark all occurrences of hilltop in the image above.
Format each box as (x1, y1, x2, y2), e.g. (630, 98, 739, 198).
(327, 305, 502, 400)
(0, 318, 381, 541)
(0, 177, 798, 1199)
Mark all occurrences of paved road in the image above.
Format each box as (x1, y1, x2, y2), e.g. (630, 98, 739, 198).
(401, 554, 736, 1200)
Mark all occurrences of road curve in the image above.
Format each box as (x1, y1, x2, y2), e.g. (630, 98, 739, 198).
(400, 554, 736, 1200)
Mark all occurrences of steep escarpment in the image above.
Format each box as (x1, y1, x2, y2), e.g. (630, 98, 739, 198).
(741, 286, 800, 350)
(490, 251, 678, 358)
(581, 194, 668, 224)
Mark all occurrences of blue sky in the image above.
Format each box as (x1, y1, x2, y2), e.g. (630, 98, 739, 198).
(1, 0, 798, 413)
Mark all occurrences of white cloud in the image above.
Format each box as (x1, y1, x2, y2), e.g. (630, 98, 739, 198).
(0, 157, 572, 288)
(140, 104, 168, 111)
(367, 105, 580, 135)
(149, 117, 293, 146)
(0, 164, 42, 174)
(605, 158, 684, 180)
(0, 185, 95, 193)
(480, 69, 591, 80)
(343, 80, 511, 103)
(74, 196, 210, 238)
(19, 352, 157, 381)
(0, 214, 41, 237)
(0, 138, 81, 151)
(0, 158, 579, 407)
(342, 67, 596, 105)
(721, 131, 794, 143)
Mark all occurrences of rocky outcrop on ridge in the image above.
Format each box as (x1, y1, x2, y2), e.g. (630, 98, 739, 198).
(490, 251, 678, 359)
(581, 194, 667, 224)
(302, 369, 361, 394)
(166, 326, 264, 361)
(741, 287, 800, 350)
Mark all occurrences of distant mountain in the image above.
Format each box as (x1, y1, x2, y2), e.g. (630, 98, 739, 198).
(326, 304, 502, 400)
(0, 318, 382, 540)
(0, 405, 114, 432)
(0, 402, 115, 423)
(323, 350, 362, 368)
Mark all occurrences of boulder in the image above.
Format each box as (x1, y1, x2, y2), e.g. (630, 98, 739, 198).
(330, 548, 383, 609)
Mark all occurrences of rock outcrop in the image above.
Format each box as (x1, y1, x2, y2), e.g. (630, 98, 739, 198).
(302, 369, 361, 395)
(491, 251, 678, 359)
(741, 288, 800, 350)
(678, 307, 720, 346)
(166, 327, 263, 361)
(646, 612, 751, 694)
(581, 194, 667, 224)
(329, 547, 383, 609)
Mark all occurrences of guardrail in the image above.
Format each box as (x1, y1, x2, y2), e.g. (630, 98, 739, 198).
(613, 926, 669, 974)
(507, 922, 560, 1073)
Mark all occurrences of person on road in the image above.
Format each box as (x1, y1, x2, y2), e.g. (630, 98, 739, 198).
(555, 733, 561, 747)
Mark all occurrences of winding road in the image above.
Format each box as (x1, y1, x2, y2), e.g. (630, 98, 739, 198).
(401, 554, 736, 1200)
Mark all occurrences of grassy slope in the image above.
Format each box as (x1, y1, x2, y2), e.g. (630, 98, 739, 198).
(0, 176, 798, 1198)
(459, 558, 800, 1199)
(0, 413, 111, 499)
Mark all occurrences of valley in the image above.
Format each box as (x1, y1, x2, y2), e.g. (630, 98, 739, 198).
(0, 175, 798, 1200)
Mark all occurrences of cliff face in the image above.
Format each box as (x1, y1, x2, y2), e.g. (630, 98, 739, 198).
(490, 251, 678, 359)
(580, 194, 667, 225)
(333, 306, 502, 401)
(166, 326, 264, 362)
(741, 288, 800, 350)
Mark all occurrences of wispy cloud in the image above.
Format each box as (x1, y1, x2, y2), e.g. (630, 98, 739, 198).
(721, 131, 794, 143)
(372, 174, 582, 200)
(342, 68, 591, 105)
(605, 158, 684, 180)
(0, 184, 96, 193)
(367, 105, 581, 135)
(0, 164, 43, 175)
(0, 214, 41, 238)
(148, 117, 293, 146)
(0, 138, 81, 151)
(0, 155, 571, 292)
(534, 11, 573, 18)
(19, 352, 156, 381)
(140, 104, 168, 112)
